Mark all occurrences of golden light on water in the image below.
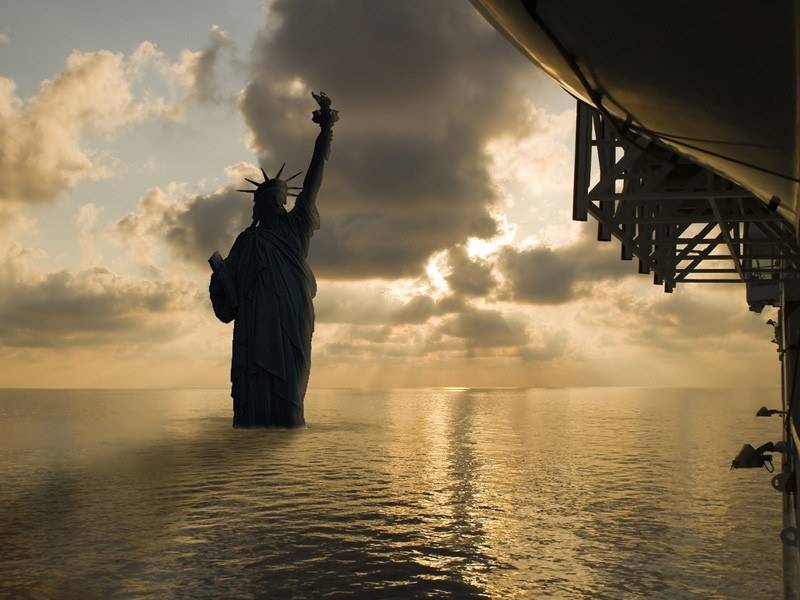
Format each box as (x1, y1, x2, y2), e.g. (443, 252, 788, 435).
(0, 386, 784, 597)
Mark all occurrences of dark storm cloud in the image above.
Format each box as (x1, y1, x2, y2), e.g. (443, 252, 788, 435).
(239, 0, 539, 279)
(115, 186, 252, 267)
(0, 262, 190, 347)
(446, 246, 495, 298)
(161, 189, 252, 265)
(390, 295, 437, 324)
(500, 226, 635, 304)
(500, 245, 576, 304)
(438, 307, 528, 348)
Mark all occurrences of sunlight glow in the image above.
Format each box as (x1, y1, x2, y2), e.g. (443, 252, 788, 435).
(425, 250, 450, 300)
(385, 277, 424, 302)
(465, 209, 516, 259)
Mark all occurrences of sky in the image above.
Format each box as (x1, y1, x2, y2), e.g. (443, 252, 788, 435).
(0, 0, 779, 389)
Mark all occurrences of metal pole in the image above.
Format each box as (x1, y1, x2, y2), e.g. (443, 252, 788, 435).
(781, 284, 800, 599)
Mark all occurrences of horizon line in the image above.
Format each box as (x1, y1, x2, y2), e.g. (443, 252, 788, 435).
(0, 384, 781, 392)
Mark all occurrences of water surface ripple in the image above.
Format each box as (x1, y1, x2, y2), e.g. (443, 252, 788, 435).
(0, 387, 782, 598)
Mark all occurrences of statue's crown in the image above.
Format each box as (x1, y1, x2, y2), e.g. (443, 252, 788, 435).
(236, 163, 303, 201)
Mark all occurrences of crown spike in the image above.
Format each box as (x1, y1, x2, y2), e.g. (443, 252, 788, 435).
(244, 178, 260, 186)
(260, 167, 269, 181)
(285, 170, 303, 182)
(275, 162, 285, 179)
(237, 189, 257, 194)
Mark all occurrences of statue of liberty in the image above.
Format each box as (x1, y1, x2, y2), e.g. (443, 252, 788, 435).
(209, 92, 338, 427)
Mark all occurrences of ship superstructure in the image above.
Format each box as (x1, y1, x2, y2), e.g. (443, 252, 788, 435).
(470, 1, 800, 596)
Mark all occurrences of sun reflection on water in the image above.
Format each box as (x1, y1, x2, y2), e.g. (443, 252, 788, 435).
(0, 387, 783, 599)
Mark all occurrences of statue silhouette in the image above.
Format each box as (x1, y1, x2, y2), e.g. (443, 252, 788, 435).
(209, 92, 338, 427)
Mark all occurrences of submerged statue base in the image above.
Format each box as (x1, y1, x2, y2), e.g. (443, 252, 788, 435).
(209, 92, 337, 428)
(232, 370, 308, 428)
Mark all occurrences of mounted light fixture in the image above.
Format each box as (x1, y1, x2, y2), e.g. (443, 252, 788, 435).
(756, 406, 786, 417)
(731, 442, 782, 471)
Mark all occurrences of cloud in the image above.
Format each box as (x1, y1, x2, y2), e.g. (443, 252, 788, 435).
(0, 29, 239, 209)
(654, 291, 763, 338)
(446, 245, 496, 298)
(0, 33, 9, 46)
(518, 335, 566, 362)
(76, 203, 103, 268)
(500, 245, 577, 304)
(438, 307, 528, 348)
(114, 172, 254, 268)
(237, 0, 547, 279)
(0, 245, 194, 348)
(172, 25, 238, 104)
(586, 284, 770, 348)
(312, 280, 462, 326)
(314, 300, 564, 368)
(0, 206, 29, 232)
(159, 189, 251, 265)
(499, 226, 635, 304)
(0, 47, 184, 207)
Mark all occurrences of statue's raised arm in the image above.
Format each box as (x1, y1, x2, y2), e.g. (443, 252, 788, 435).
(294, 92, 339, 213)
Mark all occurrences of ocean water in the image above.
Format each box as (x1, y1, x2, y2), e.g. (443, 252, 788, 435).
(0, 387, 784, 599)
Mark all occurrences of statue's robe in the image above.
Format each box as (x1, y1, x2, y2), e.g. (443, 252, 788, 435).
(209, 194, 319, 427)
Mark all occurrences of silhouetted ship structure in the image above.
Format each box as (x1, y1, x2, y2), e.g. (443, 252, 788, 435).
(471, 1, 800, 596)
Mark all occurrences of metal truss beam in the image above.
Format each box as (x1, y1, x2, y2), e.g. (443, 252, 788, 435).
(572, 100, 800, 308)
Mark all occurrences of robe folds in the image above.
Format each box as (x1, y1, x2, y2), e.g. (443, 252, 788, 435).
(209, 195, 319, 427)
